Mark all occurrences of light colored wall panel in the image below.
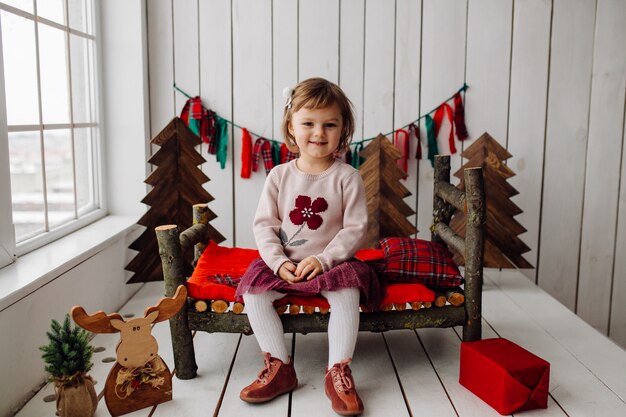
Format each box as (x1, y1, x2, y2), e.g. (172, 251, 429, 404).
(417, 0, 467, 239)
(507, 0, 551, 278)
(199, 0, 234, 245)
(147, 0, 174, 140)
(299, 0, 340, 83)
(464, 0, 512, 148)
(577, 0, 626, 333)
(339, 0, 365, 140)
(538, 0, 596, 311)
(362, 0, 395, 139)
(172, 0, 199, 114)
(394, 0, 422, 231)
(232, 0, 272, 248)
(273, 0, 298, 140)
(610, 93, 626, 346)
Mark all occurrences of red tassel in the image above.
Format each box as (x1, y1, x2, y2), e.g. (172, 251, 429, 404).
(394, 129, 410, 178)
(285, 149, 299, 162)
(280, 143, 298, 163)
(261, 140, 275, 174)
(454, 92, 469, 141)
(280, 143, 288, 163)
(190, 97, 203, 120)
(206, 111, 216, 152)
(433, 103, 456, 154)
(252, 138, 265, 172)
(241, 128, 252, 178)
(199, 108, 210, 144)
(409, 123, 421, 159)
(180, 98, 192, 124)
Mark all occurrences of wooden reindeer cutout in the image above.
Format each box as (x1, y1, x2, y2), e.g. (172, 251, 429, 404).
(71, 285, 187, 416)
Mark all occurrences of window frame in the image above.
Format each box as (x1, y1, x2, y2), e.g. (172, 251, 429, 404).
(0, 40, 15, 269)
(0, 0, 105, 265)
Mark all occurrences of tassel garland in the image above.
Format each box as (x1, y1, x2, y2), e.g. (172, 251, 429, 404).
(175, 83, 468, 177)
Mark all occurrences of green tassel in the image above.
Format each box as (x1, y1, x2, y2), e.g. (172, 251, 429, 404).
(352, 142, 365, 169)
(350, 145, 357, 168)
(215, 117, 228, 169)
(188, 118, 200, 136)
(425, 114, 438, 167)
(271, 141, 281, 166)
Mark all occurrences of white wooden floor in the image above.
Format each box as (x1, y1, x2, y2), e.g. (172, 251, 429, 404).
(17, 269, 626, 417)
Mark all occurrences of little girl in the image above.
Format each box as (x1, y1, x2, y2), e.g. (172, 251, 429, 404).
(235, 78, 383, 416)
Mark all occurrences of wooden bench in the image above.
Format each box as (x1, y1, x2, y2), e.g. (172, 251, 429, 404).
(156, 155, 485, 379)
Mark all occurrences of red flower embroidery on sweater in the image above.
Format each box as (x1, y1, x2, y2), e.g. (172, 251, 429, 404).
(289, 195, 328, 230)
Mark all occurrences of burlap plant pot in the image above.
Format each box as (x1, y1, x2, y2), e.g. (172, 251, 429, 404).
(54, 373, 97, 417)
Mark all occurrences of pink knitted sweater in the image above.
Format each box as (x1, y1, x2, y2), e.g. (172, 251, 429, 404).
(253, 159, 368, 274)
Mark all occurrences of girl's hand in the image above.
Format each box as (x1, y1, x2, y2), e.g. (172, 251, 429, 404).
(295, 256, 323, 281)
(278, 262, 298, 284)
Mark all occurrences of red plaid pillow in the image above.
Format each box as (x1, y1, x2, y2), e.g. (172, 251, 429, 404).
(380, 237, 463, 287)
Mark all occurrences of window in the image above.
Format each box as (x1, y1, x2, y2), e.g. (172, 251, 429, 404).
(0, 0, 103, 261)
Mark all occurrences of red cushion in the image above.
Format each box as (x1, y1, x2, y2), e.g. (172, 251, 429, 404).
(354, 248, 385, 261)
(191, 242, 383, 281)
(380, 237, 464, 287)
(187, 281, 237, 301)
(187, 242, 435, 307)
(460, 338, 550, 415)
(192, 241, 260, 278)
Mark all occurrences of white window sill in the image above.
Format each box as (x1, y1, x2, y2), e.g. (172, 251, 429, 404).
(0, 215, 140, 312)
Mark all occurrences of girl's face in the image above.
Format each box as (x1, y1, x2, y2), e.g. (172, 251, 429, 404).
(289, 104, 343, 165)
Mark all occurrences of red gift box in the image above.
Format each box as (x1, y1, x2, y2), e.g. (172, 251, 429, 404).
(460, 338, 550, 415)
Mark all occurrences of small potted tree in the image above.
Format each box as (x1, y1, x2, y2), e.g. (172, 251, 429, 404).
(40, 314, 98, 417)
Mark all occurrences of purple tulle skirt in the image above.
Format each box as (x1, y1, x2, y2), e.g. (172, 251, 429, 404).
(235, 258, 386, 311)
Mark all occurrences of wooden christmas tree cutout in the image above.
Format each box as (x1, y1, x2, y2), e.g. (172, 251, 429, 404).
(125, 118, 225, 283)
(359, 134, 417, 248)
(450, 132, 532, 268)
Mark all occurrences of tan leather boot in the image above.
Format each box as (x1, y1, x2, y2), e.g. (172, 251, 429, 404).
(240, 352, 298, 403)
(324, 359, 364, 416)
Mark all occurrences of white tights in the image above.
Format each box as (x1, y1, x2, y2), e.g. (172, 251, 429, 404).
(243, 288, 360, 367)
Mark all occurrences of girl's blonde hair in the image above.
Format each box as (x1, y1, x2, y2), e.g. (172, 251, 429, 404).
(281, 78, 355, 152)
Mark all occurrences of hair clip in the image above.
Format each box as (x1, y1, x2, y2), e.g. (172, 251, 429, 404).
(282, 86, 294, 109)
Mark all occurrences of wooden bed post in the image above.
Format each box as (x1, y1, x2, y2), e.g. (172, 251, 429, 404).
(156, 225, 198, 379)
(462, 168, 486, 342)
(192, 204, 210, 265)
(432, 156, 452, 244)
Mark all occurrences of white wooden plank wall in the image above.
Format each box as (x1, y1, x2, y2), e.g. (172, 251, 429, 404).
(577, 0, 626, 334)
(146, 0, 626, 347)
(506, 0, 551, 280)
(539, 0, 596, 312)
(393, 0, 421, 228)
(199, 0, 234, 247)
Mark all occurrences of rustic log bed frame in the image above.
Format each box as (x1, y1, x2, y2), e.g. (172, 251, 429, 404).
(156, 155, 485, 380)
